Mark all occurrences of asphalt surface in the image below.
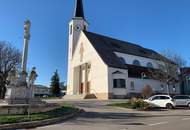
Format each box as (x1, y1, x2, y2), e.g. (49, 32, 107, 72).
(26, 99, 190, 130)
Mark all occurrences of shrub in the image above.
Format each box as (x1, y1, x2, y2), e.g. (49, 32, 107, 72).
(130, 98, 150, 110)
(141, 85, 153, 99)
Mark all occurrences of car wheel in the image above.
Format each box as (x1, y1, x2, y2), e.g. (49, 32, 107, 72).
(188, 103, 190, 108)
(166, 103, 173, 109)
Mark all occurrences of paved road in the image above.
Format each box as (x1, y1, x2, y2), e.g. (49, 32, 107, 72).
(28, 99, 190, 130)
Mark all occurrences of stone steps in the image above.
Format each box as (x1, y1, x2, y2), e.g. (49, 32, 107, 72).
(63, 94, 97, 100)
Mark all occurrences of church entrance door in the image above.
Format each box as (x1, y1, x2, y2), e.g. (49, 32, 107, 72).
(79, 83, 84, 94)
(86, 82, 90, 94)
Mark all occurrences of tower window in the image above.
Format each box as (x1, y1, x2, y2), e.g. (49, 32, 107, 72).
(84, 25, 87, 31)
(70, 25, 73, 35)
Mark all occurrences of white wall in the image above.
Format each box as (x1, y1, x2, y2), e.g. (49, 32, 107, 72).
(107, 67, 180, 96)
(67, 18, 88, 95)
(114, 52, 180, 94)
(108, 67, 128, 95)
(70, 32, 108, 95)
(128, 78, 165, 93)
(68, 19, 88, 58)
(128, 78, 180, 94)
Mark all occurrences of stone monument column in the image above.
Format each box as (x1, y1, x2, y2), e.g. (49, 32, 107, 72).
(21, 20, 31, 81)
(5, 20, 42, 104)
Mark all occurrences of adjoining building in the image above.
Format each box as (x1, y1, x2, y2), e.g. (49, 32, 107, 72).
(66, 0, 180, 100)
(180, 67, 190, 95)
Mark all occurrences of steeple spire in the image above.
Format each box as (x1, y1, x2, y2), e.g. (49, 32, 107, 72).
(74, 0, 84, 18)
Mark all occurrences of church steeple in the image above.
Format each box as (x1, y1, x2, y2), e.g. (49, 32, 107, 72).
(74, 0, 84, 18)
(67, 0, 88, 95)
(68, 0, 88, 60)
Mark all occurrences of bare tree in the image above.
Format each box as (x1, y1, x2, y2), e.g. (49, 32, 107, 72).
(0, 41, 22, 99)
(162, 49, 186, 68)
(148, 50, 184, 94)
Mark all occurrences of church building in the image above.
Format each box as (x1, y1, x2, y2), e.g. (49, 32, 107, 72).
(66, 0, 180, 100)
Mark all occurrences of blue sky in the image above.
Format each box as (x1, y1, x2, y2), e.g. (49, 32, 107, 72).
(0, 0, 190, 86)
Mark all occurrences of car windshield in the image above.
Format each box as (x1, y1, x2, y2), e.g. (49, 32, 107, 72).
(148, 97, 154, 100)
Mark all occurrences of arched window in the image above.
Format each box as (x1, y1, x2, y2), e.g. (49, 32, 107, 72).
(147, 62, 153, 68)
(133, 60, 141, 66)
(70, 25, 73, 35)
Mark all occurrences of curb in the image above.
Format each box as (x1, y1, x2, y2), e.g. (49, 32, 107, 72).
(0, 108, 84, 130)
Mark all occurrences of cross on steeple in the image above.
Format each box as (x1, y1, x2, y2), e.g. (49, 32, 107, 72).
(74, 0, 85, 19)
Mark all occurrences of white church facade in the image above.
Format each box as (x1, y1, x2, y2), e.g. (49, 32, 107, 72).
(66, 0, 180, 100)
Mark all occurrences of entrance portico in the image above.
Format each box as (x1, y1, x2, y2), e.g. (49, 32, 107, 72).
(73, 63, 91, 95)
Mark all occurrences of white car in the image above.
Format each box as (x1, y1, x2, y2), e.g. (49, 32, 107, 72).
(173, 95, 190, 108)
(144, 95, 174, 109)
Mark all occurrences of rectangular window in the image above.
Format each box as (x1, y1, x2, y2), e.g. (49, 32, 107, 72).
(113, 79, 126, 88)
(161, 84, 164, 91)
(130, 81, 135, 90)
(70, 25, 73, 35)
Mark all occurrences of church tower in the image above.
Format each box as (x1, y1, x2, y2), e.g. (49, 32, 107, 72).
(67, 0, 88, 94)
(68, 0, 88, 59)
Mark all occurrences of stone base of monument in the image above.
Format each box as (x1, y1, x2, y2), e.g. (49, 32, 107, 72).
(5, 82, 33, 101)
(0, 82, 61, 115)
(4, 82, 46, 105)
(0, 102, 60, 115)
(5, 98, 46, 105)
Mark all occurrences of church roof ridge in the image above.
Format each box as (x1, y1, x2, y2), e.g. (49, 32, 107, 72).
(83, 31, 144, 49)
(83, 31, 159, 56)
(83, 31, 172, 69)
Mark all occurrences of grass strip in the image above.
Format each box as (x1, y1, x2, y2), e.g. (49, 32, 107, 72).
(0, 105, 75, 125)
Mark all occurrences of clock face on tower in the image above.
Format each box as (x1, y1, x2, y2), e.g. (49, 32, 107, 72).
(74, 25, 82, 32)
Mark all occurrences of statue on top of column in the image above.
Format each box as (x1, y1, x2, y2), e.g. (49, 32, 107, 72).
(24, 20, 31, 40)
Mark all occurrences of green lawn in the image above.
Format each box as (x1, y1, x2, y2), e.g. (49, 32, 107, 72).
(109, 99, 150, 110)
(109, 102, 133, 109)
(0, 105, 75, 125)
